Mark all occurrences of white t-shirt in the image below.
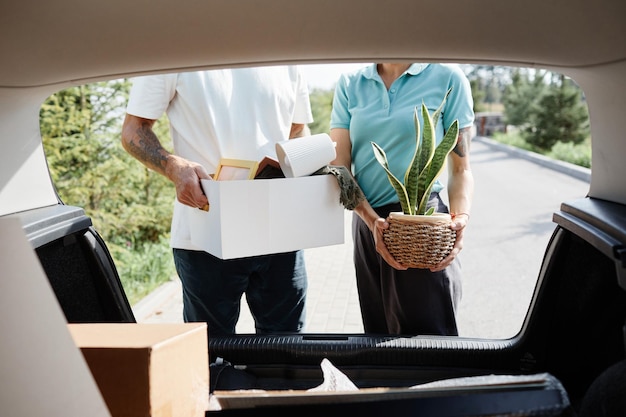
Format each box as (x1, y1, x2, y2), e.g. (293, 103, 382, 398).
(126, 66, 314, 250)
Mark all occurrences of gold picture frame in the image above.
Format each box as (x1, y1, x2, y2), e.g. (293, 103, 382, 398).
(214, 158, 259, 181)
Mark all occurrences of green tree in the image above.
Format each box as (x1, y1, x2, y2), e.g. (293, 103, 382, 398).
(469, 79, 487, 113)
(524, 74, 589, 151)
(308, 88, 334, 135)
(41, 80, 174, 244)
(502, 68, 547, 127)
(40, 80, 177, 303)
(463, 65, 511, 112)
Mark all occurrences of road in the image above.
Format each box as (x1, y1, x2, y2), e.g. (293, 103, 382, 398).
(134, 137, 591, 339)
(455, 137, 590, 338)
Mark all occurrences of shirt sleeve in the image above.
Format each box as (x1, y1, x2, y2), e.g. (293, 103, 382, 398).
(126, 74, 178, 120)
(330, 74, 351, 130)
(292, 67, 314, 124)
(443, 67, 475, 130)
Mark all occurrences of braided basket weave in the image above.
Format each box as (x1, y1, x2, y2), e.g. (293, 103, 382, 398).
(383, 212, 456, 269)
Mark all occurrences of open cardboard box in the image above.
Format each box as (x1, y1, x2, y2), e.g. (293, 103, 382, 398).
(190, 175, 345, 259)
(68, 323, 209, 417)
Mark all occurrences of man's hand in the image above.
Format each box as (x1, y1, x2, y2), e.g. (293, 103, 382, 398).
(121, 114, 212, 210)
(164, 154, 211, 209)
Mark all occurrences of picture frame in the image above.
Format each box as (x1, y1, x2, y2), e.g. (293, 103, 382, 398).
(214, 158, 259, 181)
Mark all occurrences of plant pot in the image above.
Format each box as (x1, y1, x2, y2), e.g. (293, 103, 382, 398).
(383, 212, 456, 269)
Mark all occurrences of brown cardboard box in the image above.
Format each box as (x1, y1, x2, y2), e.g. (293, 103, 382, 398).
(68, 323, 209, 417)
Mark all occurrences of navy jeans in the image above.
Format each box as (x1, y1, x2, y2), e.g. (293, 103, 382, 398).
(173, 249, 307, 336)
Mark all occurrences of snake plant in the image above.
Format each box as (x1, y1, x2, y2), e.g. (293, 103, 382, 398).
(371, 88, 459, 215)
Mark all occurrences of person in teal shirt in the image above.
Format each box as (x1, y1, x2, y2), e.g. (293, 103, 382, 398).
(330, 63, 475, 336)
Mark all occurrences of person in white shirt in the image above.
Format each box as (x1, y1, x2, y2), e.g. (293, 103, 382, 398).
(121, 66, 313, 336)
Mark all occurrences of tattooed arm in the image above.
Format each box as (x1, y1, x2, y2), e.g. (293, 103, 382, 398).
(121, 114, 210, 209)
(431, 126, 474, 271)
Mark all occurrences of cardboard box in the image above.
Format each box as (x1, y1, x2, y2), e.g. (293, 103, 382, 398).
(68, 323, 209, 417)
(189, 175, 345, 259)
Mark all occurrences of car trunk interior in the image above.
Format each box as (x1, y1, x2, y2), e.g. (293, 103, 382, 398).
(11, 196, 626, 414)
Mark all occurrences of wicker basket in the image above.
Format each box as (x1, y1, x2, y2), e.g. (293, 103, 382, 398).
(383, 212, 456, 269)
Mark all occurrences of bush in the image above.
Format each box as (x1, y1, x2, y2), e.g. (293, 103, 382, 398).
(548, 139, 591, 168)
(491, 131, 537, 153)
(491, 131, 591, 169)
(108, 236, 176, 305)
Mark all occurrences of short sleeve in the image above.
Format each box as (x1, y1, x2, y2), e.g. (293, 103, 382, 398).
(126, 74, 178, 120)
(292, 67, 314, 124)
(443, 67, 475, 130)
(330, 74, 351, 130)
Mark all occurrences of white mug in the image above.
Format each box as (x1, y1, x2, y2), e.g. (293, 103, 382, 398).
(276, 133, 337, 178)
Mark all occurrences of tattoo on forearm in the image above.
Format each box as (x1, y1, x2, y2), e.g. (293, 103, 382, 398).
(128, 123, 168, 172)
(453, 127, 472, 158)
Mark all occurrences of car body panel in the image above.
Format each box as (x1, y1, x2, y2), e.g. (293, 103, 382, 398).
(1, 0, 625, 88)
(6, 205, 136, 323)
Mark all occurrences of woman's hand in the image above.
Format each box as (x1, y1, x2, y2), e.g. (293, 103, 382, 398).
(430, 214, 468, 272)
(373, 217, 409, 271)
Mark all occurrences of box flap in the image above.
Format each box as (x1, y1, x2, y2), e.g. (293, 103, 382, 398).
(68, 322, 207, 348)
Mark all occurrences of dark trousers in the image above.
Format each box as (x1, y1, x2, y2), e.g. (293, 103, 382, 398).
(173, 249, 307, 336)
(352, 195, 461, 336)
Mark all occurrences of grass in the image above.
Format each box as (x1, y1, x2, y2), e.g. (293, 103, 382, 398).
(108, 236, 176, 305)
(491, 131, 591, 168)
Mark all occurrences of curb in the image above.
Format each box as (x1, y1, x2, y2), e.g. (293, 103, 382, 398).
(474, 136, 591, 183)
(132, 279, 181, 322)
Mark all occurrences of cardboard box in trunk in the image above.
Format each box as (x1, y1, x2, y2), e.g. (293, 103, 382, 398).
(190, 175, 345, 259)
(68, 323, 209, 417)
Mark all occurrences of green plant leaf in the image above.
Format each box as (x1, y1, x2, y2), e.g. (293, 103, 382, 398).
(370, 88, 459, 217)
(431, 87, 453, 131)
(416, 103, 436, 208)
(371, 141, 413, 214)
(417, 119, 459, 214)
(404, 106, 422, 213)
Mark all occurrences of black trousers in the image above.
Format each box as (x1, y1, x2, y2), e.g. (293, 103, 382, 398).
(352, 195, 461, 336)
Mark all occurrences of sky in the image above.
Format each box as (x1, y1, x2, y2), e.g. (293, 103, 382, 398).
(299, 63, 369, 90)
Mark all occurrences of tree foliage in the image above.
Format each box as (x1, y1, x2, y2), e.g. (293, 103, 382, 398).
(502, 69, 589, 152)
(308, 88, 334, 135)
(463, 65, 511, 112)
(524, 74, 589, 151)
(41, 80, 175, 245)
(502, 68, 547, 127)
(40, 80, 176, 303)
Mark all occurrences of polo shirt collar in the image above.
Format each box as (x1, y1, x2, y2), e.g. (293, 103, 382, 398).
(363, 63, 430, 80)
(407, 63, 429, 75)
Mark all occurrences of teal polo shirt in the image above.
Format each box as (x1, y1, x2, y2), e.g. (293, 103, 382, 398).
(330, 63, 475, 208)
